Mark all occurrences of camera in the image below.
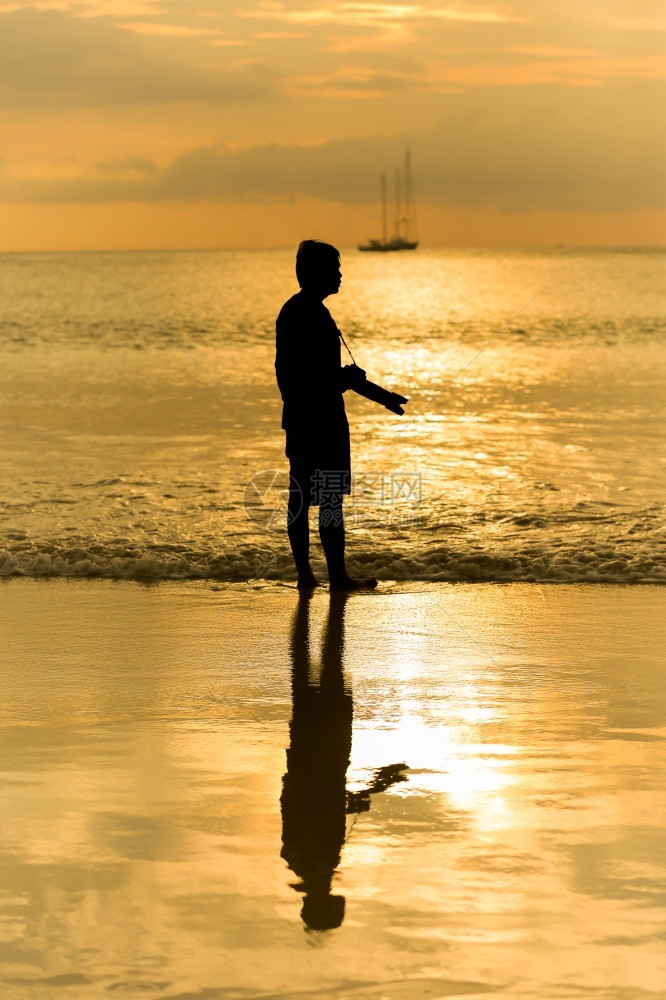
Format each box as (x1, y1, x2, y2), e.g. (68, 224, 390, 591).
(343, 364, 408, 415)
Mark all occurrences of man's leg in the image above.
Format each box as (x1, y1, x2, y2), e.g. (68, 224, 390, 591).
(318, 492, 346, 583)
(287, 468, 317, 589)
(319, 492, 378, 591)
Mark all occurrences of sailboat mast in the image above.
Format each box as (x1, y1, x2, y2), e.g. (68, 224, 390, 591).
(395, 169, 402, 240)
(404, 147, 412, 242)
(381, 173, 388, 244)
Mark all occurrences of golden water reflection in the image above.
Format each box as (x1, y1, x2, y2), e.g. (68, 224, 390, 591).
(282, 593, 408, 933)
(1, 581, 665, 997)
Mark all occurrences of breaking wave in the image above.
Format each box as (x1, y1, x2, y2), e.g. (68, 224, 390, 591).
(1, 538, 663, 584)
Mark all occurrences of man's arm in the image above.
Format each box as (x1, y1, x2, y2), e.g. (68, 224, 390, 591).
(346, 763, 409, 815)
(275, 301, 317, 404)
(341, 364, 409, 415)
(276, 299, 342, 404)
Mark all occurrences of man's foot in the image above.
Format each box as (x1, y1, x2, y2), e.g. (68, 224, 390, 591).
(329, 575, 378, 592)
(297, 572, 318, 590)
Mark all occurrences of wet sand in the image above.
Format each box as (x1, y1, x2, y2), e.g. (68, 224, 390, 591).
(1, 580, 665, 999)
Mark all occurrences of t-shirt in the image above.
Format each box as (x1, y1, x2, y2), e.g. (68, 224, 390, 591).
(275, 291, 350, 475)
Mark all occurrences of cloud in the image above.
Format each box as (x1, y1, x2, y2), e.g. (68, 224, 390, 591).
(2, 80, 664, 212)
(240, 1, 525, 28)
(252, 30, 309, 38)
(289, 64, 420, 97)
(0, 7, 274, 106)
(2, 1, 663, 117)
(116, 21, 222, 36)
(0, 0, 167, 14)
(602, 15, 666, 32)
(233, 1, 665, 90)
(93, 155, 158, 174)
(510, 45, 597, 57)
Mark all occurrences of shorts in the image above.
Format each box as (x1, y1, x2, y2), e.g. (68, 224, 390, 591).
(288, 458, 351, 508)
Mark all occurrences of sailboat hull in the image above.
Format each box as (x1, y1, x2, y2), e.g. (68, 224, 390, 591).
(358, 240, 418, 252)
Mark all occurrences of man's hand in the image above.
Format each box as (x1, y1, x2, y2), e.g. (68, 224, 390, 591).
(341, 363, 367, 390)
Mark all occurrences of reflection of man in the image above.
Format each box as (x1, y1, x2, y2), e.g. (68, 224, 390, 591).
(280, 593, 407, 933)
(275, 240, 378, 591)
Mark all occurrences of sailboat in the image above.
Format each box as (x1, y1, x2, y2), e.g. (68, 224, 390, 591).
(359, 148, 418, 252)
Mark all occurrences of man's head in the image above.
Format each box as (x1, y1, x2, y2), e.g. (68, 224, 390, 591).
(301, 892, 345, 931)
(296, 240, 341, 298)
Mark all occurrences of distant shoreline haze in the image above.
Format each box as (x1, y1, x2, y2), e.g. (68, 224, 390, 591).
(1, 244, 665, 256)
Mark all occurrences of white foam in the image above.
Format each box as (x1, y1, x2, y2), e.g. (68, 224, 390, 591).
(0, 540, 663, 584)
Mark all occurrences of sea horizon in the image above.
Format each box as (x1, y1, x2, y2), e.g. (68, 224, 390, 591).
(2, 242, 666, 256)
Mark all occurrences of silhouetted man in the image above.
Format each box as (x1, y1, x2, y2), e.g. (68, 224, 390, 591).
(275, 240, 378, 591)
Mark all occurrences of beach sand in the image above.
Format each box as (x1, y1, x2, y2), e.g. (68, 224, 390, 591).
(1, 579, 665, 999)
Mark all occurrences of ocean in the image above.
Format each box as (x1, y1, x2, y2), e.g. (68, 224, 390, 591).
(2, 246, 666, 998)
(1, 246, 664, 584)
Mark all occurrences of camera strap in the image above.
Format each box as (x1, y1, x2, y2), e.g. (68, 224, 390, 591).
(338, 329, 357, 366)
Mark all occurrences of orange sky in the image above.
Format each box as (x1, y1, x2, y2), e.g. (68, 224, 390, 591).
(1, 0, 665, 250)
